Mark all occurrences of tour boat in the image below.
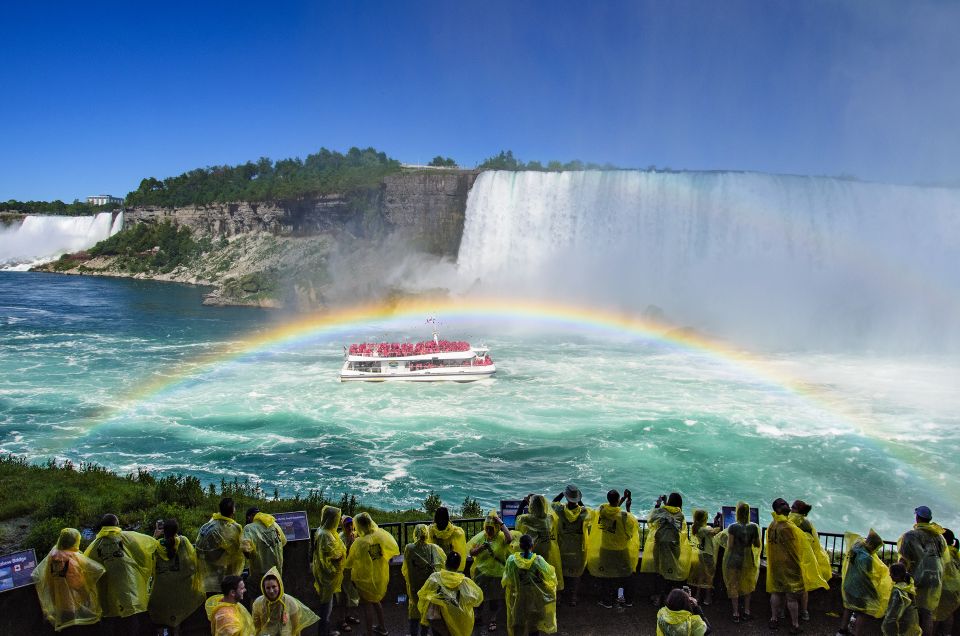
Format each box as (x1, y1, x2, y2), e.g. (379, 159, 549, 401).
(339, 332, 496, 382)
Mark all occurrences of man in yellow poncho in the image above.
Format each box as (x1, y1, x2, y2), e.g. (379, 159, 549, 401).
(311, 505, 346, 636)
(502, 534, 558, 636)
(242, 507, 288, 593)
(516, 495, 564, 592)
(789, 499, 833, 622)
(641, 492, 694, 607)
(838, 530, 892, 635)
(720, 501, 761, 623)
(655, 588, 710, 636)
(196, 498, 245, 594)
(403, 523, 445, 636)
(344, 512, 400, 636)
(883, 563, 922, 636)
(427, 506, 467, 573)
(206, 575, 255, 636)
(934, 529, 960, 635)
(252, 567, 319, 636)
(550, 484, 594, 607)
(83, 513, 159, 632)
(149, 518, 205, 631)
(898, 505, 947, 636)
(587, 489, 639, 610)
(468, 510, 513, 633)
(417, 551, 484, 636)
(32, 527, 106, 632)
(766, 498, 826, 633)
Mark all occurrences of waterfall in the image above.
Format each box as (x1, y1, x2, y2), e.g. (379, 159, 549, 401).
(457, 171, 960, 349)
(0, 212, 123, 270)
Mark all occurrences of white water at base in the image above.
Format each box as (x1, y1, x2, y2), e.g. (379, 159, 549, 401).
(457, 171, 960, 350)
(0, 212, 123, 270)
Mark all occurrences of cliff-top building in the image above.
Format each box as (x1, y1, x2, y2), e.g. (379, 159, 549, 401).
(86, 194, 123, 206)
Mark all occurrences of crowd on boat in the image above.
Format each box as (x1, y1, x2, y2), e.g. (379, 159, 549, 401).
(29, 489, 956, 636)
(348, 340, 474, 357)
(407, 356, 494, 371)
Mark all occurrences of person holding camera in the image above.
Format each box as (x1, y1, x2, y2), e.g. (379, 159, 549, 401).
(586, 488, 639, 609)
(656, 587, 711, 635)
(551, 484, 595, 607)
(149, 518, 205, 634)
(467, 510, 512, 633)
(402, 524, 445, 636)
(641, 493, 694, 607)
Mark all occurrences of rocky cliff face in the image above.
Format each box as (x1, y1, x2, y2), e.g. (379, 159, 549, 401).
(382, 170, 478, 256)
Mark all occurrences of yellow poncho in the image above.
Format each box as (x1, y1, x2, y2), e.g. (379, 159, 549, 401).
(719, 522, 761, 597)
(586, 503, 639, 578)
(251, 567, 320, 636)
(840, 533, 892, 618)
(195, 512, 245, 593)
(882, 582, 922, 636)
(687, 516, 721, 589)
(205, 594, 255, 636)
(417, 569, 484, 636)
(427, 521, 467, 572)
(641, 505, 694, 581)
(515, 495, 564, 588)
(148, 535, 205, 627)
(242, 512, 287, 584)
(898, 522, 947, 611)
(467, 512, 514, 580)
(83, 526, 159, 618)
(935, 545, 960, 622)
(764, 512, 828, 594)
(311, 505, 346, 602)
(502, 551, 558, 636)
(402, 524, 445, 620)
(344, 513, 400, 602)
(789, 511, 834, 585)
(550, 501, 594, 578)
(655, 606, 708, 636)
(32, 528, 106, 632)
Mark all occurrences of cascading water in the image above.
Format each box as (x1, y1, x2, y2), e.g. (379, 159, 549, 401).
(457, 171, 960, 349)
(0, 212, 123, 270)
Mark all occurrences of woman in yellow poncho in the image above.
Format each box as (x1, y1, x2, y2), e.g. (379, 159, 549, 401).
(882, 563, 922, 636)
(344, 512, 400, 636)
(766, 498, 826, 633)
(311, 505, 346, 636)
(502, 534, 558, 636)
(655, 588, 709, 636)
(721, 501, 761, 623)
(838, 530, 892, 636)
(402, 524, 445, 636)
(789, 499, 833, 621)
(641, 492, 694, 606)
(468, 510, 514, 633)
(32, 527, 106, 632)
(148, 519, 205, 631)
(427, 506, 467, 573)
(586, 489, 639, 608)
(934, 529, 960, 634)
(686, 509, 721, 605)
(252, 567, 320, 636)
(417, 551, 484, 636)
(515, 495, 564, 591)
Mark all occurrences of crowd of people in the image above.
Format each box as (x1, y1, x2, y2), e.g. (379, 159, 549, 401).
(27, 488, 960, 636)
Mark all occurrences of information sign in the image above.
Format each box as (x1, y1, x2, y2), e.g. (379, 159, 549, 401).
(0, 549, 38, 593)
(500, 500, 524, 529)
(274, 511, 311, 542)
(721, 506, 759, 528)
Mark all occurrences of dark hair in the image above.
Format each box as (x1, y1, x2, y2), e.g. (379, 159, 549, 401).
(771, 498, 790, 515)
(101, 513, 119, 528)
(665, 588, 689, 611)
(607, 489, 620, 506)
(791, 500, 812, 515)
(519, 534, 534, 552)
(666, 492, 682, 508)
(434, 506, 450, 530)
(219, 497, 235, 517)
(246, 507, 260, 523)
(944, 528, 957, 549)
(163, 518, 179, 559)
(445, 551, 462, 571)
(221, 574, 243, 596)
(889, 562, 910, 583)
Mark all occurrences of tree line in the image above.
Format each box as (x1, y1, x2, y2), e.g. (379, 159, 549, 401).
(0, 199, 119, 216)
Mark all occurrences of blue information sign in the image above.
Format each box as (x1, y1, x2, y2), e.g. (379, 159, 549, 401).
(0, 549, 38, 593)
(721, 506, 759, 528)
(500, 500, 524, 529)
(274, 511, 311, 542)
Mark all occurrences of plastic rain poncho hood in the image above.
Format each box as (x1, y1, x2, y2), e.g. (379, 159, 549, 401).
(416, 569, 484, 636)
(205, 592, 255, 636)
(148, 534, 205, 628)
(427, 519, 467, 572)
(641, 505, 695, 581)
(467, 510, 514, 579)
(655, 606, 708, 636)
(687, 511, 721, 589)
(311, 505, 346, 602)
(83, 525, 159, 618)
(789, 511, 834, 584)
(882, 581, 922, 636)
(841, 532, 892, 618)
(252, 566, 319, 636)
(403, 524, 445, 620)
(516, 495, 564, 587)
(344, 513, 400, 602)
(32, 528, 106, 632)
(242, 512, 287, 583)
(502, 551, 558, 636)
(935, 545, 960, 621)
(586, 503, 639, 578)
(196, 512, 245, 593)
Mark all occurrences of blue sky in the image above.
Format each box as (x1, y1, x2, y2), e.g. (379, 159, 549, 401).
(1, 1, 958, 201)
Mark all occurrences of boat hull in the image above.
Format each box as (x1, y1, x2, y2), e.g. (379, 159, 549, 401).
(339, 367, 496, 383)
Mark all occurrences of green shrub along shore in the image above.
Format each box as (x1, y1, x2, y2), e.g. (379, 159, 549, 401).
(0, 454, 480, 555)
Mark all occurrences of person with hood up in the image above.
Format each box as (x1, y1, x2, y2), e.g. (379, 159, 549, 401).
(720, 501, 761, 623)
(196, 498, 245, 594)
(427, 506, 467, 573)
(467, 510, 513, 633)
(655, 587, 711, 636)
(502, 534, 558, 636)
(343, 512, 400, 636)
(898, 505, 947, 635)
(586, 489, 639, 610)
(641, 492, 695, 607)
(252, 567, 320, 636)
(516, 494, 564, 592)
(550, 484, 594, 607)
(336, 516, 361, 633)
(312, 505, 347, 636)
(687, 509, 722, 606)
(83, 513, 159, 632)
(789, 499, 833, 622)
(242, 507, 288, 595)
(765, 498, 827, 634)
(837, 529, 893, 635)
(205, 574, 254, 636)
(32, 527, 106, 632)
(417, 551, 484, 636)
(882, 563, 922, 636)
(934, 529, 960, 636)
(402, 524, 445, 636)
(148, 518, 205, 634)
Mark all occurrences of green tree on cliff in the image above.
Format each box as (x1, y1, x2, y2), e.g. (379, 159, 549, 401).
(428, 156, 458, 167)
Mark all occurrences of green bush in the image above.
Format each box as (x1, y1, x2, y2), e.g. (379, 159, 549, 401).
(423, 491, 442, 516)
(459, 496, 483, 519)
(23, 516, 68, 553)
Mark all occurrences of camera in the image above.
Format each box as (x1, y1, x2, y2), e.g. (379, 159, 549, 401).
(156, 519, 164, 530)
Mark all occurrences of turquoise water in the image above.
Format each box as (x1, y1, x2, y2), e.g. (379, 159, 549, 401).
(2, 272, 959, 537)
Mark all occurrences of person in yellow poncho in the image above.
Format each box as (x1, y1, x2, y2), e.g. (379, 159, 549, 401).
(898, 505, 947, 636)
(32, 527, 106, 632)
(516, 495, 564, 592)
(196, 498, 245, 594)
(655, 588, 710, 636)
(502, 534, 558, 636)
(336, 516, 361, 633)
(934, 529, 960, 636)
(206, 575, 255, 636)
(242, 507, 288, 592)
(83, 513, 159, 632)
(641, 492, 694, 607)
(838, 530, 892, 636)
(550, 484, 594, 607)
(720, 501, 761, 623)
(427, 506, 467, 573)
(417, 551, 484, 636)
(252, 567, 320, 636)
(148, 518, 205, 631)
(344, 512, 400, 636)
(403, 524, 445, 636)
(312, 505, 346, 636)
(882, 563, 922, 636)
(686, 509, 721, 606)
(587, 489, 639, 610)
(789, 499, 833, 622)
(468, 510, 513, 633)
(766, 498, 826, 633)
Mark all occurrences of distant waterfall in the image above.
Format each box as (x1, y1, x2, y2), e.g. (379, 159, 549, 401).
(457, 171, 960, 348)
(0, 212, 123, 270)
